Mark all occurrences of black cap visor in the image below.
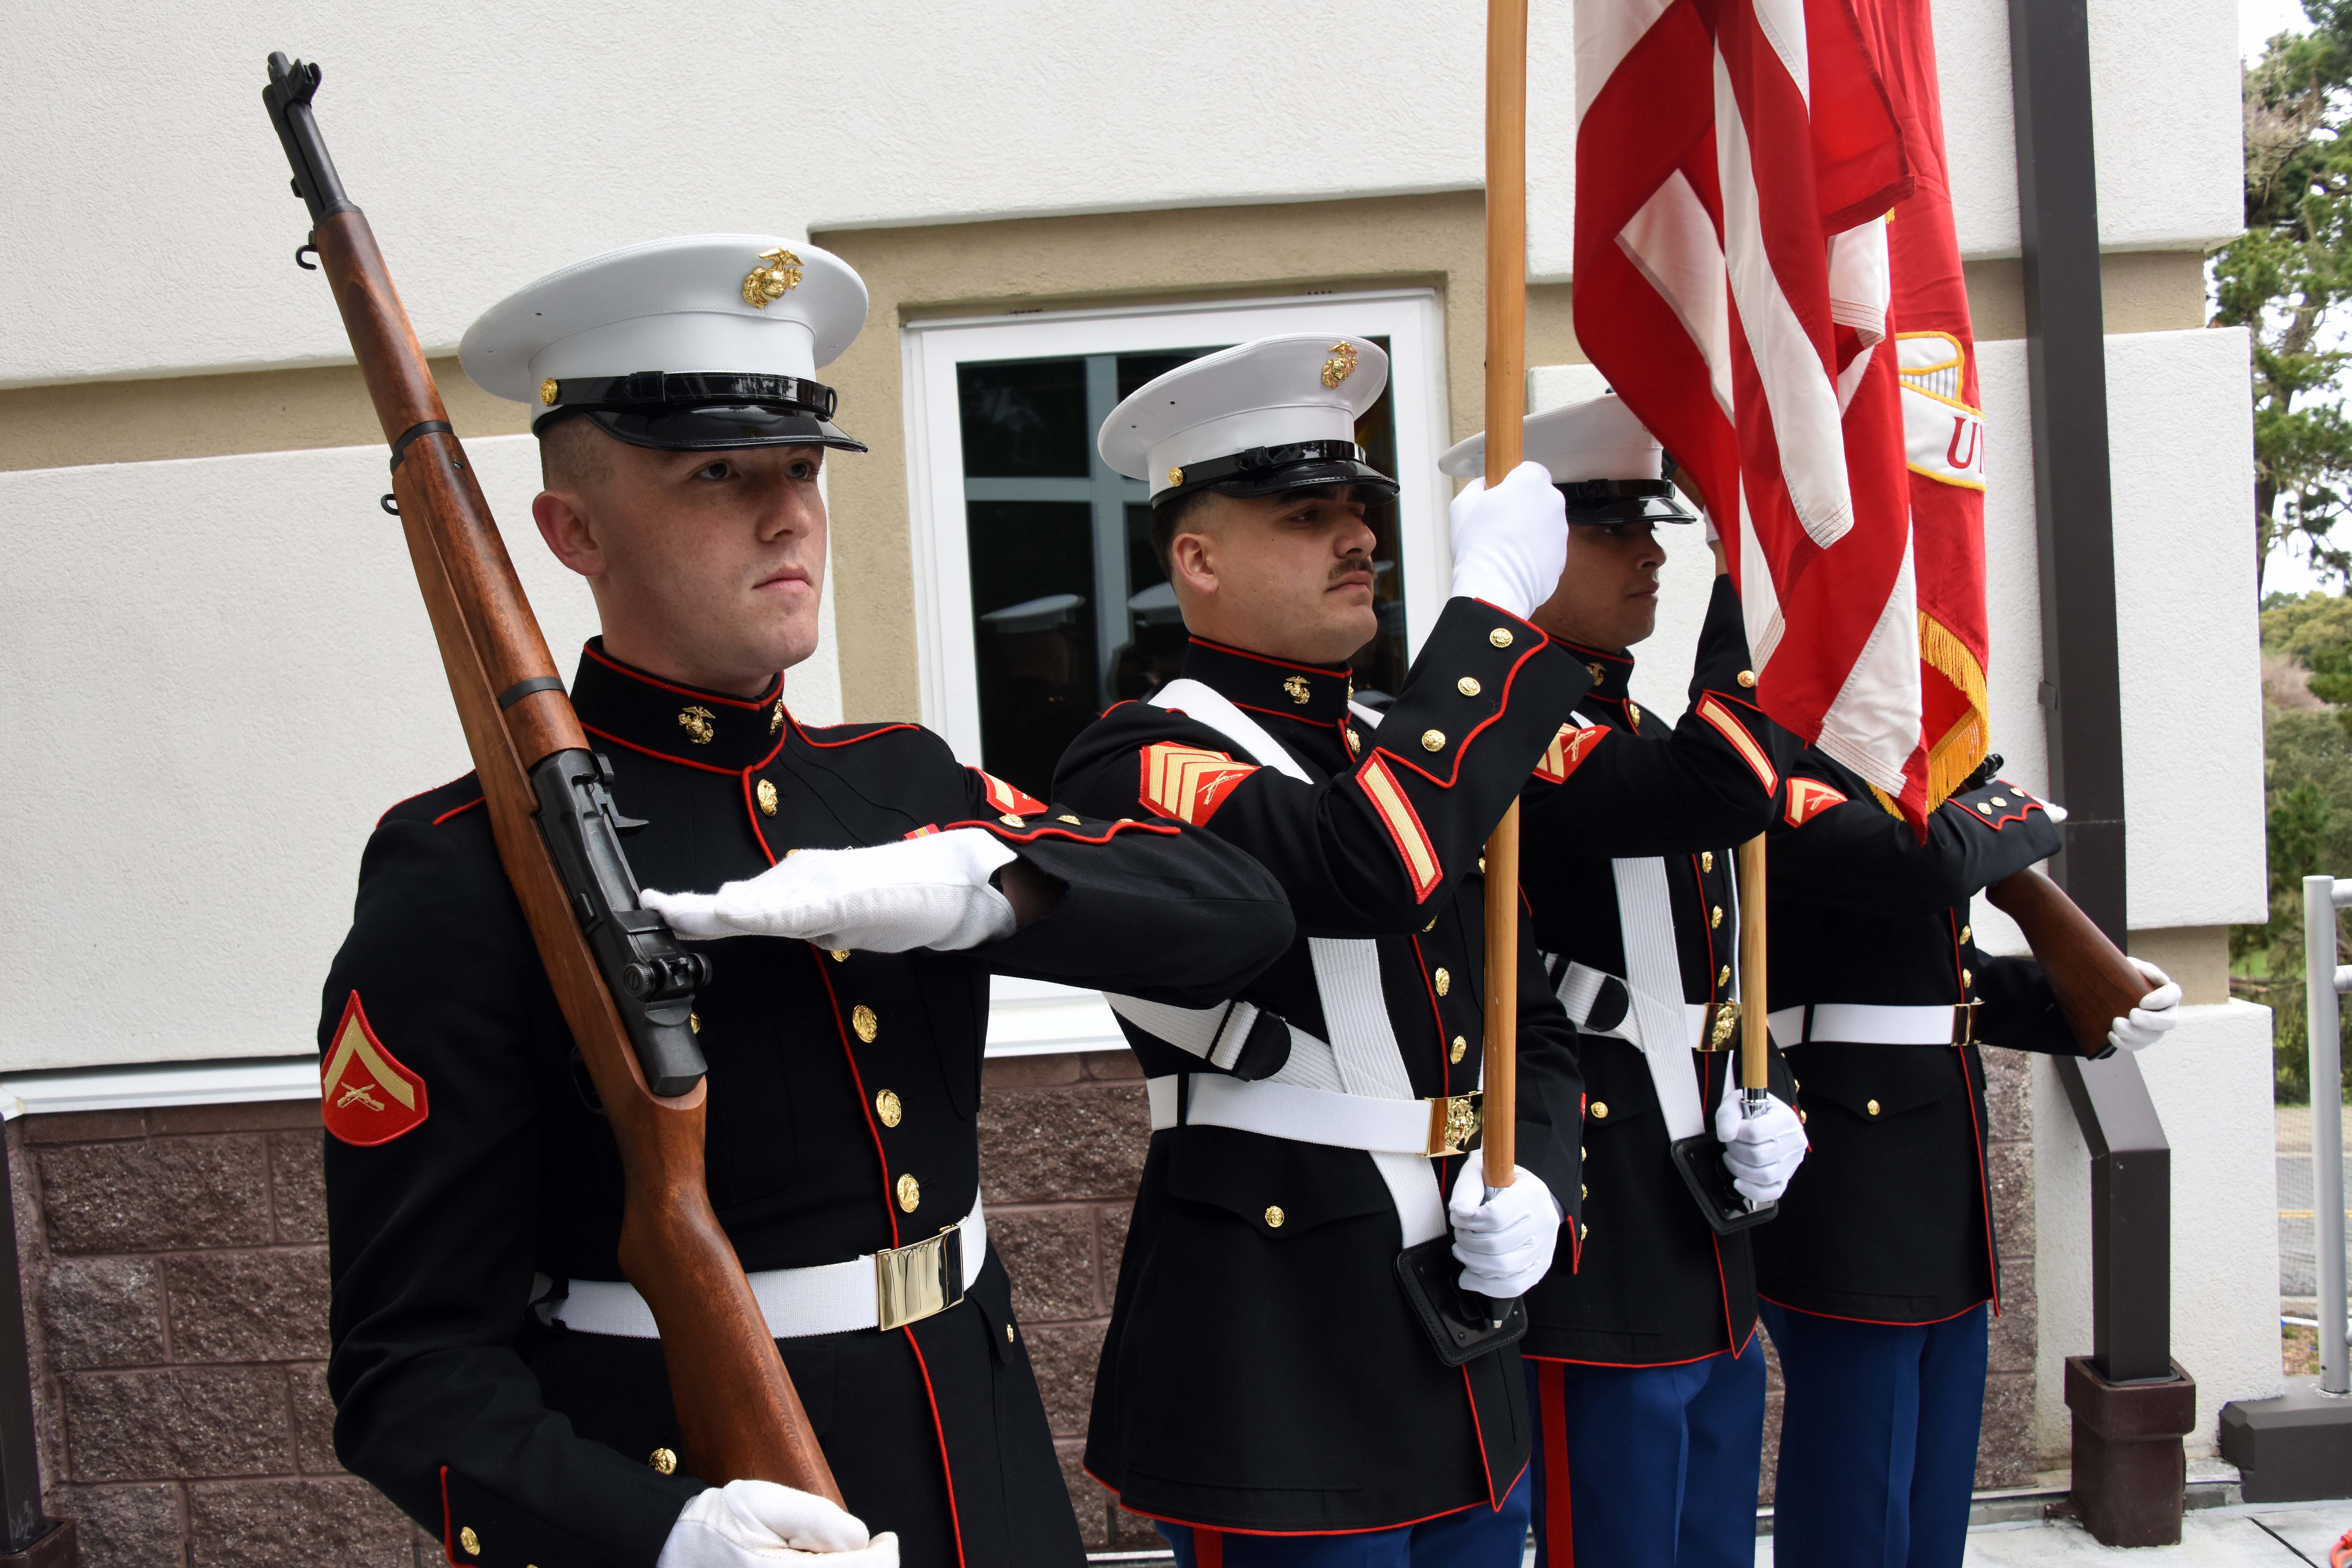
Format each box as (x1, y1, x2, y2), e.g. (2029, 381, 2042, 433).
(1156, 440, 1398, 505)
(552, 403, 868, 454)
(1557, 478, 1697, 527)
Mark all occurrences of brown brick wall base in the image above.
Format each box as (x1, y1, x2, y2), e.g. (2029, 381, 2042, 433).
(0, 1044, 2038, 1562)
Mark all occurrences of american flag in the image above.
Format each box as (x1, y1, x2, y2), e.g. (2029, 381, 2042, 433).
(1572, 0, 1987, 824)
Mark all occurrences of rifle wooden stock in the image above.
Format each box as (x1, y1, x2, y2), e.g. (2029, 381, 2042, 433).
(310, 207, 839, 1501)
(1983, 866, 2148, 1060)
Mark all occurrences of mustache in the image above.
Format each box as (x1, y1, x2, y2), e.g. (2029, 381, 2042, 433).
(1327, 555, 1376, 586)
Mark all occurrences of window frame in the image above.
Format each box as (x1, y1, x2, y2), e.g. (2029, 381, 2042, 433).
(900, 287, 1453, 764)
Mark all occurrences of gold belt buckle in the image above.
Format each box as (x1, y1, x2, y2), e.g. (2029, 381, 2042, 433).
(1424, 1090, 1483, 1157)
(1954, 1000, 1981, 1047)
(874, 1223, 965, 1332)
(1705, 1001, 1741, 1052)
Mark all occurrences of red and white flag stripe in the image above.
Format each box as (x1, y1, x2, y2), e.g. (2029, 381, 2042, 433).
(1574, 0, 1930, 816)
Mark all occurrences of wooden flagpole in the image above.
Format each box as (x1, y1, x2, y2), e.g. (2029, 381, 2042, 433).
(1481, 0, 1528, 1192)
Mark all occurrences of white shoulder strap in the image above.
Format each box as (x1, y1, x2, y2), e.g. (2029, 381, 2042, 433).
(1136, 675, 1445, 1243)
(1609, 858, 1708, 1141)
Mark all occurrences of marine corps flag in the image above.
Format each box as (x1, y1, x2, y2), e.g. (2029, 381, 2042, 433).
(1572, 0, 1990, 824)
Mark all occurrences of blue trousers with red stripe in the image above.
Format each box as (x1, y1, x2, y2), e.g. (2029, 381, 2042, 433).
(1760, 1299, 1989, 1568)
(1153, 1471, 1531, 1567)
(1525, 1337, 1767, 1567)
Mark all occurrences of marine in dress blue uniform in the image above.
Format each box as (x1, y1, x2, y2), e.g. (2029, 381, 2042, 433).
(1754, 748, 2176, 1567)
(1448, 398, 1808, 1568)
(1051, 338, 1591, 1567)
(318, 238, 1297, 1568)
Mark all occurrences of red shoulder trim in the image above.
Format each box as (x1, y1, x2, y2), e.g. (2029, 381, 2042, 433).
(376, 775, 479, 829)
(322, 993, 429, 1147)
(787, 715, 926, 749)
(430, 797, 485, 826)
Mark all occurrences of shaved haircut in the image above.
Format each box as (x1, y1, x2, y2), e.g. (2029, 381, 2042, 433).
(539, 413, 615, 492)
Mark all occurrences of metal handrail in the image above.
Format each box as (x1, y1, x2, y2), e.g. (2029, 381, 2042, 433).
(2301, 876, 2351, 1396)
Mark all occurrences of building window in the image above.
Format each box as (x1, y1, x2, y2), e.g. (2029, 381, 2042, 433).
(904, 290, 1452, 799)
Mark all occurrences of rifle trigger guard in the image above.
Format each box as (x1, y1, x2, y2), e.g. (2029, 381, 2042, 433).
(379, 494, 399, 516)
(295, 242, 319, 270)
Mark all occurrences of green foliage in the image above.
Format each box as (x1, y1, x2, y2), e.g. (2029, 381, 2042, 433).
(2211, 2, 2352, 590)
(2243, 594, 2352, 1099)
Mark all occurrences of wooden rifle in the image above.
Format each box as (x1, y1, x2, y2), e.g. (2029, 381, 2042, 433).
(1985, 867, 2153, 1057)
(261, 52, 838, 1500)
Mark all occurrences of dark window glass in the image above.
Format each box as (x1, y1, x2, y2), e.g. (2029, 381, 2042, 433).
(957, 334, 1410, 793)
(967, 499, 1099, 796)
(958, 359, 1090, 477)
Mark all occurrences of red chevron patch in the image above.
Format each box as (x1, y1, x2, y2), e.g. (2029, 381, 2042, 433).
(1783, 777, 1850, 828)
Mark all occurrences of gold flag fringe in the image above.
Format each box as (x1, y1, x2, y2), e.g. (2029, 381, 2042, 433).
(1919, 610, 1990, 811)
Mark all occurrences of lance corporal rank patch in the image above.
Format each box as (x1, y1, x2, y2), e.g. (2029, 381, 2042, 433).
(1784, 778, 1850, 828)
(1532, 723, 1610, 785)
(972, 768, 1048, 817)
(1140, 743, 1259, 826)
(322, 992, 429, 1146)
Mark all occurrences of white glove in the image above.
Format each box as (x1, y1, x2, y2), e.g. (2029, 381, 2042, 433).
(2107, 958, 2182, 1053)
(642, 829, 1019, 953)
(656, 1480, 898, 1565)
(1446, 1159, 1563, 1299)
(1448, 461, 1569, 620)
(1714, 1091, 1808, 1205)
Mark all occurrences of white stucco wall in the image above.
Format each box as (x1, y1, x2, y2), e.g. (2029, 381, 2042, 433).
(2033, 1001, 2284, 1459)
(0, 0, 2240, 388)
(0, 436, 841, 1073)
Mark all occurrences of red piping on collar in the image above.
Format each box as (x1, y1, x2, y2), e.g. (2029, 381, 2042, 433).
(1231, 697, 1346, 727)
(1184, 637, 1355, 678)
(581, 643, 780, 710)
(579, 722, 747, 776)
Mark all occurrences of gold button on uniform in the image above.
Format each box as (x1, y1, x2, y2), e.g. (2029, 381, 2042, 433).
(689, 1011, 700, 1035)
(1264, 1206, 1286, 1228)
(756, 778, 779, 816)
(1591, 1102, 1610, 1119)
(650, 1448, 678, 1475)
(1457, 676, 1483, 697)
(1006, 1323, 1016, 1343)
(1434, 967, 1451, 996)
(1345, 729, 1362, 755)
(1478, 855, 1487, 874)
(1000, 812, 1025, 826)
(1737, 670, 1757, 687)
(876, 1089, 903, 1128)
(1421, 729, 1446, 752)
(897, 1173, 922, 1211)
(1627, 701, 1644, 727)
(1489, 628, 1514, 648)
(1962, 968, 1973, 987)
(1701, 850, 1715, 872)
(1710, 905, 1724, 928)
(460, 1527, 482, 1556)
(1799, 1109, 1808, 1124)
(1718, 965, 1732, 986)
(1580, 1222, 1589, 1242)
(1058, 813, 1082, 824)
(852, 1004, 879, 1043)
(831, 948, 851, 962)
(1866, 1099, 1882, 1117)
(1960, 925, 1972, 943)
(1450, 1036, 1467, 1064)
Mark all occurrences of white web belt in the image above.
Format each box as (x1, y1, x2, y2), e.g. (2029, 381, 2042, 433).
(1768, 1003, 1972, 1046)
(533, 1199, 985, 1340)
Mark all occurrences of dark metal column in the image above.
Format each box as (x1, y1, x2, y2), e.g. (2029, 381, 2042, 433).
(2007, 0, 2176, 1388)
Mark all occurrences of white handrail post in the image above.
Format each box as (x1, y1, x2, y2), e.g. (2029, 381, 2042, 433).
(2304, 876, 2348, 1395)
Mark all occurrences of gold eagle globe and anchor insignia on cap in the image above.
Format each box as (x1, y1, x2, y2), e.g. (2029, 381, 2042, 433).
(1320, 342, 1359, 388)
(742, 246, 804, 309)
(677, 705, 717, 745)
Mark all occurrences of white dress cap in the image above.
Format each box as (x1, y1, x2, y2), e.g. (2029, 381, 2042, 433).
(1437, 391, 1665, 483)
(1099, 335, 1395, 500)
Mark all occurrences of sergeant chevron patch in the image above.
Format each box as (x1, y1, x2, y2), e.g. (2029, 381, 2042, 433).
(1140, 743, 1259, 826)
(1784, 777, 1850, 828)
(1694, 696, 1778, 792)
(1356, 753, 1443, 900)
(1532, 723, 1610, 785)
(321, 992, 428, 1146)
(973, 769, 1048, 817)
